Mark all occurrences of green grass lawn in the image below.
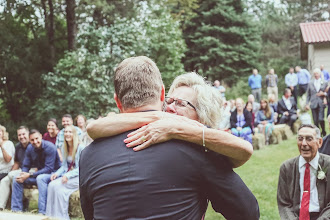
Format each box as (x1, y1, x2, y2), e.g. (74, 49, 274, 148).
(205, 136, 299, 220)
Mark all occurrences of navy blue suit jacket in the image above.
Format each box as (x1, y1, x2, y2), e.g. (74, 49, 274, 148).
(79, 131, 259, 220)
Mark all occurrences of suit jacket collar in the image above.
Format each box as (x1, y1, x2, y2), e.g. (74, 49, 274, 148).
(317, 155, 326, 209)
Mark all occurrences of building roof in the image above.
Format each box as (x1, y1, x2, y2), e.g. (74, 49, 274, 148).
(300, 21, 330, 44)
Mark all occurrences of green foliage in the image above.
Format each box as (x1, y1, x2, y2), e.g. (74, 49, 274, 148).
(33, 2, 186, 121)
(183, 0, 261, 85)
(225, 79, 251, 101)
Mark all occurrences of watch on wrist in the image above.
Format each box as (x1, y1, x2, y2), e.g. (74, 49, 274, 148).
(29, 172, 34, 177)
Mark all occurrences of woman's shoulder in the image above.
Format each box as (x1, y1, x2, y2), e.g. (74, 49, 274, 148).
(4, 140, 15, 148)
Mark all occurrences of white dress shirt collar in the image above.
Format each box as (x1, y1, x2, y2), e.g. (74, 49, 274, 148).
(299, 152, 320, 212)
(282, 96, 292, 110)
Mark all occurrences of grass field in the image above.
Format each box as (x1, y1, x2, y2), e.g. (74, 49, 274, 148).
(205, 135, 300, 220)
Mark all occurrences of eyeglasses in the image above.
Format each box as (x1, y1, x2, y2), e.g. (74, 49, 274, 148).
(165, 97, 196, 111)
(297, 136, 315, 143)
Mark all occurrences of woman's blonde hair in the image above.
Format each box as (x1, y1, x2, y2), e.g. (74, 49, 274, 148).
(168, 72, 223, 128)
(63, 125, 80, 162)
(0, 125, 9, 141)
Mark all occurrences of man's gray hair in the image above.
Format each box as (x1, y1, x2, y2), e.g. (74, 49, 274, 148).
(298, 124, 321, 138)
(168, 72, 223, 128)
(114, 56, 163, 110)
(313, 68, 322, 75)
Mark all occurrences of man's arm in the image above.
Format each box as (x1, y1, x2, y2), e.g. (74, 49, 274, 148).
(22, 148, 32, 173)
(202, 154, 260, 220)
(11, 162, 20, 171)
(277, 164, 299, 220)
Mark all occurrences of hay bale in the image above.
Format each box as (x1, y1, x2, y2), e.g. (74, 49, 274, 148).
(281, 125, 293, 140)
(23, 188, 83, 218)
(252, 133, 265, 150)
(293, 120, 302, 134)
(68, 190, 83, 218)
(270, 126, 283, 144)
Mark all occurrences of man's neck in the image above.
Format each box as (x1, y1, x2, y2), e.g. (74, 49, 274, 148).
(122, 104, 162, 113)
(21, 142, 29, 148)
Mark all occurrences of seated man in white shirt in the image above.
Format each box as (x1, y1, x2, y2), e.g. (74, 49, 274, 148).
(277, 124, 330, 220)
(277, 88, 298, 128)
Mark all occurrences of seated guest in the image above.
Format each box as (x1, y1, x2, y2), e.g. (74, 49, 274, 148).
(248, 94, 260, 114)
(277, 88, 298, 128)
(230, 98, 253, 143)
(229, 99, 236, 112)
(245, 101, 255, 131)
(75, 114, 87, 132)
(56, 114, 82, 161)
(319, 115, 330, 155)
(256, 99, 274, 145)
(45, 125, 85, 219)
(277, 124, 330, 220)
(268, 94, 278, 124)
(0, 125, 15, 181)
(43, 118, 59, 145)
(0, 126, 29, 210)
(11, 130, 61, 214)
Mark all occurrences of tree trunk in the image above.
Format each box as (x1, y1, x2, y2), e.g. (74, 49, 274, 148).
(66, 0, 76, 51)
(41, 0, 55, 68)
(48, 0, 55, 67)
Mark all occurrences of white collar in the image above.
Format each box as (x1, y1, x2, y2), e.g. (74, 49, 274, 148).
(299, 152, 319, 170)
(282, 96, 290, 101)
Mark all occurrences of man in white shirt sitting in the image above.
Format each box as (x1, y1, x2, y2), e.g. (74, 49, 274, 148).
(277, 124, 330, 220)
(277, 88, 298, 129)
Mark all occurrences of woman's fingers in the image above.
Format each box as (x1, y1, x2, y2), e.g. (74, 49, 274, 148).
(127, 125, 147, 137)
(133, 139, 152, 151)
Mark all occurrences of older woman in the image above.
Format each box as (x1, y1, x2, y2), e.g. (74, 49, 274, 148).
(230, 98, 253, 143)
(256, 99, 274, 145)
(75, 114, 87, 132)
(42, 118, 59, 145)
(0, 125, 15, 181)
(45, 125, 85, 219)
(87, 72, 253, 168)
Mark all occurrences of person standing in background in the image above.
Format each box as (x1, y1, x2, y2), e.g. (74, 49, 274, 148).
(248, 69, 262, 103)
(321, 65, 329, 82)
(296, 66, 311, 96)
(266, 68, 278, 102)
(285, 67, 298, 103)
(213, 80, 226, 100)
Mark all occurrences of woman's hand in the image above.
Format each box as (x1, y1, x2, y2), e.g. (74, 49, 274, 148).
(62, 176, 68, 184)
(124, 115, 203, 151)
(50, 174, 58, 181)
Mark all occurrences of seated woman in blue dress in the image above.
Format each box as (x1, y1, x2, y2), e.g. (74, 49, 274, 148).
(45, 125, 85, 220)
(230, 98, 253, 143)
(256, 99, 274, 145)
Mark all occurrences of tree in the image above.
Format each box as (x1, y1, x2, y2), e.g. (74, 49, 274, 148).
(66, 0, 76, 50)
(33, 3, 186, 120)
(183, 0, 261, 85)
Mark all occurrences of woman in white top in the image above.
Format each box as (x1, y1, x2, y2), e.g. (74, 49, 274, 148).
(0, 125, 15, 181)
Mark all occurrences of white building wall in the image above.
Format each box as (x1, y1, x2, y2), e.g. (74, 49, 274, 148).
(313, 43, 330, 72)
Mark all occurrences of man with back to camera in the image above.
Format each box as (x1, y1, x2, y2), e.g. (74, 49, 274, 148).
(79, 56, 259, 220)
(0, 126, 30, 210)
(11, 129, 61, 214)
(277, 124, 330, 220)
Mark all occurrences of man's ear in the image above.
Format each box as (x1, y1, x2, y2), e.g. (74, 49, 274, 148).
(318, 137, 323, 149)
(160, 85, 165, 102)
(114, 93, 123, 112)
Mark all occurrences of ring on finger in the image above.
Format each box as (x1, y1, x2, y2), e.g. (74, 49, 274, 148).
(141, 136, 147, 142)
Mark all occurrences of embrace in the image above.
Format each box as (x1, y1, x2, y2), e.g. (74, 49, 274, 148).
(79, 56, 260, 219)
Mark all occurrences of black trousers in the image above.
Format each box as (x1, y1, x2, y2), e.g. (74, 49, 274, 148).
(311, 106, 325, 127)
(0, 173, 8, 181)
(299, 84, 308, 96)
